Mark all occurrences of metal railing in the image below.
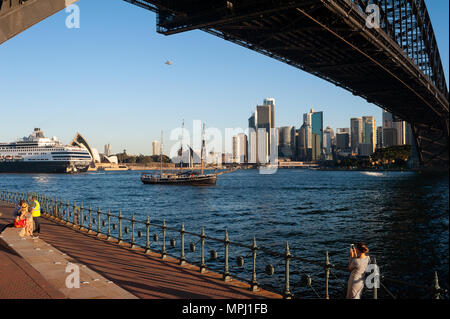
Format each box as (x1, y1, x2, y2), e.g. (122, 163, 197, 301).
(1, 189, 448, 299)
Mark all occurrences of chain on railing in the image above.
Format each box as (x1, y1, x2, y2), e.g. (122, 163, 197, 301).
(0, 189, 448, 299)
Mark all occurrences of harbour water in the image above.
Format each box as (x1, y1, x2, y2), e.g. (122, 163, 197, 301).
(1, 169, 448, 298)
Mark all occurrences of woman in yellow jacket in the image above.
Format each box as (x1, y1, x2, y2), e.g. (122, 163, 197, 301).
(30, 196, 41, 236)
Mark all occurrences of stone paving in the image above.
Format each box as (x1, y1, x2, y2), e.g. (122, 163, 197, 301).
(0, 201, 281, 299)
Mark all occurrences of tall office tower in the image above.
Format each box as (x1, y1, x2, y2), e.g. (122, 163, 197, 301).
(104, 144, 112, 157)
(376, 126, 383, 149)
(248, 112, 257, 163)
(362, 116, 376, 153)
(393, 120, 406, 145)
(350, 118, 363, 153)
(264, 98, 276, 130)
(323, 126, 335, 160)
(303, 108, 323, 161)
(232, 136, 238, 164)
(152, 140, 160, 156)
(383, 128, 398, 147)
(336, 132, 350, 151)
(278, 126, 295, 159)
(296, 126, 306, 161)
(256, 105, 270, 163)
(296, 123, 313, 161)
(248, 99, 276, 164)
(383, 109, 410, 146)
(382, 110, 393, 129)
(232, 134, 248, 164)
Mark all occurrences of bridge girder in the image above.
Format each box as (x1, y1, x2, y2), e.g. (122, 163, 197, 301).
(0, 0, 79, 45)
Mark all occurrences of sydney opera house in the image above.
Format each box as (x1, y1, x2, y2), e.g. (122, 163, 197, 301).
(70, 133, 118, 167)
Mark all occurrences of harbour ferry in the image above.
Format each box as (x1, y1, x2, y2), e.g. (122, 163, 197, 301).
(0, 128, 92, 174)
(141, 122, 218, 186)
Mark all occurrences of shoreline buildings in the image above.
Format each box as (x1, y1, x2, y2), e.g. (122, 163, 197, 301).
(235, 98, 414, 166)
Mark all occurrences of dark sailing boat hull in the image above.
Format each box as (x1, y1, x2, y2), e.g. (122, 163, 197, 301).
(141, 174, 217, 186)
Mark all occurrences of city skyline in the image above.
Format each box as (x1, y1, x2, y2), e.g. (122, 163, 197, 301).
(0, 0, 448, 156)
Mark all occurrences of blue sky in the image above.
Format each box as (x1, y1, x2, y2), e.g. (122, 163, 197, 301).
(0, 0, 448, 155)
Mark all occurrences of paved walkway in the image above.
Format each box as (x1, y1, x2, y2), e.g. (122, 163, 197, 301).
(0, 220, 65, 300)
(0, 201, 281, 299)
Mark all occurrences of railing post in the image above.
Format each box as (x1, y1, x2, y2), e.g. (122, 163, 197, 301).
(284, 241, 293, 299)
(161, 219, 167, 259)
(223, 229, 231, 282)
(433, 271, 441, 299)
(118, 210, 123, 244)
(179, 222, 186, 265)
(96, 208, 101, 237)
(373, 257, 378, 299)
(107, 209, 112, 240)
(88, 205, 92, 232)
(131, 212, 136, 249)
(145, 215, 151, 254)
(72, 202, 76, 226)
(65, 200, 69, 223)
(250, 236, 259, 292)
(325, 251, 330, 299)
(200, 227, 206, 273)
(80, 202, 84, 229)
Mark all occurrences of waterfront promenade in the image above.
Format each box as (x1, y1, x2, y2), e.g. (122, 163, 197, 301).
(0, 201, 281, 299)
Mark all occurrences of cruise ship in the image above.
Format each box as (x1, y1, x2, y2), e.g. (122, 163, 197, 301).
(0, 128, 92, 173)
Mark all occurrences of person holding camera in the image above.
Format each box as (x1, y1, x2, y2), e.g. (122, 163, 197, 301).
(347, 243, 370, 299)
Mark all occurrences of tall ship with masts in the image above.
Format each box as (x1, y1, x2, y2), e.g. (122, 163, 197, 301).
(0, 128, 92, 174)
(141, 122, 217, 186)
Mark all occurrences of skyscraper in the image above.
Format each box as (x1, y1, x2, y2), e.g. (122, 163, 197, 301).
(248, 112, 257, 163)
(376, 126, 383, 150)
(323, 126, 335, 160)
(152, 140, 160, 156)
(232, 134, 248, 164)
(382, 110, 410, 147)
(247, 98, 276, 164)
(362, 116, 376, 153)
(104, 144, 112, 157)
(278, 126, 295, 159)
(302, 108, 323, 161)
(350, 118, 363, 153)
